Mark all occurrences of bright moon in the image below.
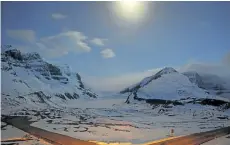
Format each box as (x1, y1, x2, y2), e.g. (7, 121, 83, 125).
(112, 1, 147, 24)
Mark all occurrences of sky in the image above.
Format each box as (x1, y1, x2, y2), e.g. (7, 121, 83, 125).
(1, 1, 230, 91)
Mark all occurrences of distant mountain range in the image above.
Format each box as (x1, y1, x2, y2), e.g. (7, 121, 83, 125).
(1, 48, 230, 115)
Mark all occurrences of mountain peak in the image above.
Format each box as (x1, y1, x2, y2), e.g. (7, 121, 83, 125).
(120, 67, 178, 94)
(2, 49, 41, 61)
(152, 67, 178, 80)
(3, 49, 23, 61)
(1, 48, 98, 104)
(156, 67, 178, 75)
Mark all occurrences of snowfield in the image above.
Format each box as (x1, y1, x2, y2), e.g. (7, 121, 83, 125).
(27, 97, 230, 144)
(136, 73, 209, 100)
(1, 49, 230, 144)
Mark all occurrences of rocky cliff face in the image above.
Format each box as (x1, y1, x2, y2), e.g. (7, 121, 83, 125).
(1, 48, 97, 114)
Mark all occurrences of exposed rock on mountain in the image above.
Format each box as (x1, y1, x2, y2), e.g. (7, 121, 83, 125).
(120, 67, 229, 108)
(1, 48, 97, 114)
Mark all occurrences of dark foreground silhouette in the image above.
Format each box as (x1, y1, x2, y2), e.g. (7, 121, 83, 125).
(2, 116, 230, 145)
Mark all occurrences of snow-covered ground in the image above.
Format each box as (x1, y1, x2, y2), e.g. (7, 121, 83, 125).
(1, 49, 230, 144)
(201, 135, 230, 145)
(27, 97, 230, 144)
(1, 122, 52, 145)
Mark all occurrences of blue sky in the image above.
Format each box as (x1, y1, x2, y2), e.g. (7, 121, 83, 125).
(2, 1, 230, 79)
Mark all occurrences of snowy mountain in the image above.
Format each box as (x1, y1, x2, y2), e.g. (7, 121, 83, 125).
(183, 72, 225, 91)
(1, 49, 230, 144)
(120, 67, 230, 107)
(182, 71, 204, 88)
(1, 49, 97, 114)
(120, 67, 178, 94)
(183, 71, 230, 99)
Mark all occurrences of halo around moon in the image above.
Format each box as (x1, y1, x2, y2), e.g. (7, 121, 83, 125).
(111, 1, 148, 25)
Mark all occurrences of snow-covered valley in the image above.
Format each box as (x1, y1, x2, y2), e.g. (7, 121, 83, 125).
(1, 48, 230, 144)
(2, 96, 230, 144)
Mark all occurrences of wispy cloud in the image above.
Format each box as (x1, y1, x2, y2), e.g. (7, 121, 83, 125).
(6, 29, 36, 43)
(91, 38, 108, 46)
(100, 48, 115, 58)
(6, 29, 116, 59)
(6, 29, 91, 58)
(51, 13, 67, 20)
(39, 31, 91, 57)
(179, 62, 230, 77)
